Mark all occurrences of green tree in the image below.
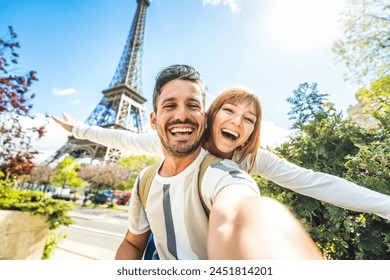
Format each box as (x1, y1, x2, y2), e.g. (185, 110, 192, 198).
(285, 82, 364, 175)
(332, 0, 389, 85)
(77, 163, 133, 193)
(345, 111, 390, 197)
(26, 165, 54, 192)
(287, 82, 329, 130)
(51, 157, 82, 189)
(117, 155, 161, 189)
(258, 82, 389, 259)
(356, 75, 390, 114)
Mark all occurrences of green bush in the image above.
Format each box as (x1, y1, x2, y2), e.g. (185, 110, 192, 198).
(259, 82, 390, 259)
(0, 177, 74, 259)
(41, 231, 66, 260)
(0, 186, 74, 230)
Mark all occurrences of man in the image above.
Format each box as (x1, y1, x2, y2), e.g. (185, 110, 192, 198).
(112, 64, 322, 260)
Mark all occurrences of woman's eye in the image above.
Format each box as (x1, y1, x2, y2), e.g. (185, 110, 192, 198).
(223, 107, 233, 113)
(245, 118, 255, 124)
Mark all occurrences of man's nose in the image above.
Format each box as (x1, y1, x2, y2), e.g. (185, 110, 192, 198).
(174, 105, 191, 121)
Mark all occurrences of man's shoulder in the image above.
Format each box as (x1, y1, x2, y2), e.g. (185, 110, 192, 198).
(203, 157, 252, 184)
(206, 157, 240, 170)
(200, 154, 260, 199)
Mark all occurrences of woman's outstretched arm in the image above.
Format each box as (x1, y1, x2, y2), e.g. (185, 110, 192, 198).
(52, 112, 163, 156)
(246, 148, 390, 220)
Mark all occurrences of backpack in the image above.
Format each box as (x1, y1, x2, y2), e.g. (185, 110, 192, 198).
(138, 153, 221, 260)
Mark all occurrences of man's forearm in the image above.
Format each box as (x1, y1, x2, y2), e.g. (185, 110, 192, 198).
(115, 239, 144, 260)
(115, 230, 150, 260)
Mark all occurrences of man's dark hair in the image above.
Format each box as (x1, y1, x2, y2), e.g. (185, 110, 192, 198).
(152, 64, 208, 112)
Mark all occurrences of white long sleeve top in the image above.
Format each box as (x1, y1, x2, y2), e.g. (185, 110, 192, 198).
(73, 124, 390, 220)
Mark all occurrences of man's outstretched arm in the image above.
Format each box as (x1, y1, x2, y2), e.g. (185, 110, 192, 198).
(207, 186, 323, 260)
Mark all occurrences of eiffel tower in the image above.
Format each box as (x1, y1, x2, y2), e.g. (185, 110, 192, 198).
(45, 0, 150, 165)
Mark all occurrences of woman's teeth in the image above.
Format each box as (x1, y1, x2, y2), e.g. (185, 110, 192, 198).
(222, 128, 238, 140)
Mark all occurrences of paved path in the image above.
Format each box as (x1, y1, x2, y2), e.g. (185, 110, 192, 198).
(49, 206, 128, 260)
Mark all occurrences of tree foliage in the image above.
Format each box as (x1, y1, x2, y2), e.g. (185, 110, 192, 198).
(117, 155, 161, 189)
(51, 157, 82, 188)
(0, 26, 45, 177)
(332, 0, 390, 85)
(258, 82, 390, 259)
(118, 154, 161, 170)
(287, 82, 329, 130)
(27, 165, 55, 191)
(344, 111, 390, 197)
(77, 163, 134, 192)
(356, 75, 390, 114)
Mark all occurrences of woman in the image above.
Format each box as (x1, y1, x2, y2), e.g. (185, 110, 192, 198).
(203, 87, 261, 173)
(53, 87, 390, 220)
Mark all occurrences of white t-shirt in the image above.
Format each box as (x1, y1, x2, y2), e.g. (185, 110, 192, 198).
(73, 125, 390, 220)
(128, 148, 259, 260)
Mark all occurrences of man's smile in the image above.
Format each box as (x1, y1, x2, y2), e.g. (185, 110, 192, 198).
(170, 127, 195, 135)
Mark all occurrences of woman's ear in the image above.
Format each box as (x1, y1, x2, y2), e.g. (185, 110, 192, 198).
(150, 112, 157, 130)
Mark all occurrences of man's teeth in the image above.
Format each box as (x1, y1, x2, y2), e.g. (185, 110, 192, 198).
(171, 127, 193, 133)
(222, 129, 238, 138)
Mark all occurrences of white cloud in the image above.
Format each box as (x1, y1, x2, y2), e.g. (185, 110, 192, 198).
(52, 87, 77, 96)
(260, 121, 292, 148)
(71, 99, 81, 105)
(202, 0, 241, 13)
(19, 113, 69, 164)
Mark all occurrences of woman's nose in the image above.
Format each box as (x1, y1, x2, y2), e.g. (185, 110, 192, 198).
(231, 115, 242, 126)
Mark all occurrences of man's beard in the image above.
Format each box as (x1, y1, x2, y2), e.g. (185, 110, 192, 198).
(158, 119, 203, 157)
(160, 137, 202, 157)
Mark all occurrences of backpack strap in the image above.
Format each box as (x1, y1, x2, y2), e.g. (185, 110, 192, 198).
(139, 162, 160, 209)
(197, 154, 222, 219)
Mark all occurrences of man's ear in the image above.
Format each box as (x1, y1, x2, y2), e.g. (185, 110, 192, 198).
(150, 112, 157, 130)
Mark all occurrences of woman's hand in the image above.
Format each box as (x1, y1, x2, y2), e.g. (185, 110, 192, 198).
(52, 112, 78, 133)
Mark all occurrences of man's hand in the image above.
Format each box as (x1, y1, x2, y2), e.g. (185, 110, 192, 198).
(52, 112, 78, 133)
(208, 186, 323, 260)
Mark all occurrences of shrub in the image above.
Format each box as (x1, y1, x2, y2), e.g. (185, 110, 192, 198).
(0, 176, 74, 259)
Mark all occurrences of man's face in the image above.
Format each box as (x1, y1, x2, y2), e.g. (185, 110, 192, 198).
(150, 79, 206, 157)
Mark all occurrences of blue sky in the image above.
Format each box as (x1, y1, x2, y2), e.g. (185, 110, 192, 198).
(1, 0, 361, 163)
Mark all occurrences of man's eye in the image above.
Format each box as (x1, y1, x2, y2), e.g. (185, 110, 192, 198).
(188, 103, 200, 109)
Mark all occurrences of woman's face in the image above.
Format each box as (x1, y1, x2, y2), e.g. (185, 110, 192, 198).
(208, 100, 257, 159)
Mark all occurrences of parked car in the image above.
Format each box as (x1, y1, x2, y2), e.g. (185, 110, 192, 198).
(112, 191, 131, 205)
(92, 193, 108, 205)
(52, 187, 80, 202)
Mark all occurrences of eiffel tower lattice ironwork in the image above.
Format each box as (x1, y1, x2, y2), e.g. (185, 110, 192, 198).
(45, 0, 150, 165)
